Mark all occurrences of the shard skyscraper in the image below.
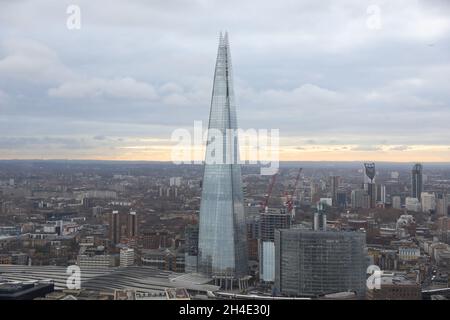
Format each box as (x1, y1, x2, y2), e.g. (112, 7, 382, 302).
(198, 33, 248, 283)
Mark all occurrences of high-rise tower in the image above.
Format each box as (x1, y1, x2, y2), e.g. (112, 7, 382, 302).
(198, 33, 248, 283)
(363, 162, 377, 208)
(412, 163, 423, 200)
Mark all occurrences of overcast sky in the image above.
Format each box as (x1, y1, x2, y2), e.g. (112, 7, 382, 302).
(1, 0, 450, 161)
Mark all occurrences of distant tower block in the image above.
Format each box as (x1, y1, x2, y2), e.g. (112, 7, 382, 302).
(411, 163, 423, 200)
(363, 162, 377, 208)
(364, 162, 376, 182)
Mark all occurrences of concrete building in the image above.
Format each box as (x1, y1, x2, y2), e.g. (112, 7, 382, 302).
(127, 211, 138, 238)
(77, 246, 114, 270)
(119, 248, 135, 267)
(108, 210, 120, 245)
(169, 177, 182, 187)
(405, 197, 421, 212)
(184, 224, 199, 273)
(366, 272, 421, 300)
(141, 248, 185, 272)
(436, 193, 449, 217)
(398, 247, 420, 261)
(376, 184, 386, 205)
(392, 196, 402, 210)
(336, 191, 347, 208)
(351, 189, 369, 209)
(421, 192, 436, 213)
(329, 176, 340, 205)
(259, 210, 291, 282)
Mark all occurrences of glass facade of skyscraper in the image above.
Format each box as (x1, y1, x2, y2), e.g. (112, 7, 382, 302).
(197, 33, 248, 279)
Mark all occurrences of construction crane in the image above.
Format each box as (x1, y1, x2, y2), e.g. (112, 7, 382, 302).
(261, 172, 278, 213)
(285, 168, 303, 217)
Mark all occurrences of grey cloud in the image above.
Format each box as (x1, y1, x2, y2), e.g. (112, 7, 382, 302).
(389, 145, 410, 151)
(0, 0, 449, 158)
(350, 145, 383, 151)
(0, 137, 95, 150)
(48, 77, 158, 100)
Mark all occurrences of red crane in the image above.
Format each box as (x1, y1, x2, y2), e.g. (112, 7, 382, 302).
(285, 168, 302, 215)
(262, 172, 278, 213)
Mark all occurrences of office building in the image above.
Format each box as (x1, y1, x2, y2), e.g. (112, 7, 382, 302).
(120, 248, 135, 267)
(127, 211, 138, 238)
(376, 184, 386, 204)
(364, 163, 377, 208)
(436, 193, 449, 217)
(198, 33, 248, 284)
(246, 215, 260, 261)
(351, 189, 369, 209)
(184, 224, 199, 273)
(412, 163, 423, 200)
(421, 192, 436, 213)
(405, 197, 421, 212)
(274, 228, 367, 298)
(169, 177, 182, 187)
(336, 191, 347, 208)
(392, 196, 402, 210)
(77, 246, 114, 270)
(259, 211, 291, 282)
(108, 210, 120, 245)
(366, 272, 421, 300)
(330, 176, 340, 205)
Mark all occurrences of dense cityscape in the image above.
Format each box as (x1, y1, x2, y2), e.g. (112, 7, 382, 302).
(1, 1, 450, 309)
(1, 160, 450, 300)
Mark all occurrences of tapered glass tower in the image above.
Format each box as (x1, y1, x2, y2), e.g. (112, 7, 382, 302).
(198, 33, 248, 280)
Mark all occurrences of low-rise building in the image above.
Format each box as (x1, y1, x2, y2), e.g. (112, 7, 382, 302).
(366, 272, 421, 300)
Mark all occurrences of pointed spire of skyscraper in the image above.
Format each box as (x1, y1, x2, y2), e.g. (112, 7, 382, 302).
(198, 33, 248, 283)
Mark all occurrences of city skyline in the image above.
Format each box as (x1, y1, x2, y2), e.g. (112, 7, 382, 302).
(1, 1, 450, 161)
(2, 0, 450, 305)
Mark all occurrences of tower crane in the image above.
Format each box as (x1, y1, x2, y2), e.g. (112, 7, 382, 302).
(285, 168, 303, 217)
(261, 171, 278, 213)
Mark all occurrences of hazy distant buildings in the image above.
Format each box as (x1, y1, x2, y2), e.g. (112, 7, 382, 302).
(436, 193, 450, 217)
(376, 184, 386, 205)
(391, 171, 400, 180)
(169, 177, 182, 187)
(392, 196, 402, 210)
(336, 191, 347, 208)
(412, 164, 423, 200)
(351, 189, 369, 209)
(197, 33, 248, 284)
(421, 192, 436, 213)
(330, 176, 340, 205)
(405, 197, 421, 212)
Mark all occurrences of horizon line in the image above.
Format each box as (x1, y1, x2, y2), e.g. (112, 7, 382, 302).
(0, 159, 449, 164)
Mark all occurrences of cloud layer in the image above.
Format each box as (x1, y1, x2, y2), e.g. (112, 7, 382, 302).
(0, 0, 450, 161)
